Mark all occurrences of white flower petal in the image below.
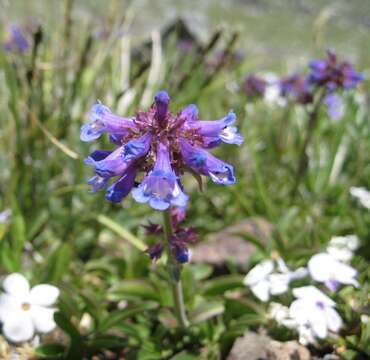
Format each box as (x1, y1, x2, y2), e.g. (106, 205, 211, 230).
(3, 273, 30, 297)
(30, 305, 56, 333)
(327, 247, 353, 263)
(289, 299, 314, 325)
(250, 280, 270, 302)
(29, 285, 60, 306)
(243, 260, 274, 286)
(268, 274, 290, 295)
(332, 261, 358, 287)
(269, 302, 290, 324)
(310, 311, 328, 339)
(297, 325, 316, 345)
(0, 293, 20, 322)
(276, 258, 290, 273)
(292, 286, 335, 307)
(308, 253, 334, 282)
(2, 311, 34, 343)
(325, 307, 342, 333)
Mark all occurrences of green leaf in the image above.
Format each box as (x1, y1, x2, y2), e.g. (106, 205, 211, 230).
(170, 351, 198, 360)
(97, 214, 146, 251)
(98, 302, 158, 333)
(108, 280, 160, 302)
(34, 344, 65, 359)
(10, 210, 26, 254)
(86, 335, 127, 351)
(202, 275, 244, 296)
(189, 301, 225, 324)
(189, 264, 213, 281)
(54, 312, 81, 340)
(46, 243, 73, 282)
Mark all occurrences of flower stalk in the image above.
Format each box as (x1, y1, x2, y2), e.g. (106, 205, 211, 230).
(292, 89, 326, 197)
(163, 209, 189, 328)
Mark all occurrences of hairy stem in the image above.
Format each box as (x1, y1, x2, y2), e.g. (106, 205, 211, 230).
(163, 209, 189, 328)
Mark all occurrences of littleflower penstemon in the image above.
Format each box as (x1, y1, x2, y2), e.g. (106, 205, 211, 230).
(0, 273, 59, 343)
(243, 257, 307, 302)
(81, 91, 242, 327)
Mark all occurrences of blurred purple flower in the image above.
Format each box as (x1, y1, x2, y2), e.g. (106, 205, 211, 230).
(242, 75, 267, 98)
(3, 25, 29, 53)
(308, 49, 364, 91)
(81, 91, 242, 210)
(279, 74, 313, 104)
(324, 94, 344, 120)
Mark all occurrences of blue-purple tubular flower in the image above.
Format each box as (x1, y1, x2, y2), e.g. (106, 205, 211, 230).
(106, 166, 137, 203)
(81, 90, 241, 210)
(81, 103, 135, 142)
(179, 139, 235, 185)
(122, 133, 152, 161)
(132, 142, 188, 210)
(187, 110, 243, 146)
(3, 25, 29, 53)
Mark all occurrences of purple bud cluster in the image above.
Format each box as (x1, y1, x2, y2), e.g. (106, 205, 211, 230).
(81, 91, 243, 211)
(145, 207, 197, 264)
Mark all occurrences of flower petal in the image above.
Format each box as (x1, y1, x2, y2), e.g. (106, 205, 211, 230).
(30, 305, 56, 334)
(106, 166, 137, 203)
(3, 273, 30, 297)
(325, 307, 342, 333)
(292, 286, 335, 307)
(243, 260, 274, 286)
(180, 140, 235, 185)
(268, 274, 290, 295)
(2, 311, 34, 343)
(0, 293, 20, 322)
(29, 285, 60, 307)
(250, 280, 270, 302)
(308, 253, 333, 282)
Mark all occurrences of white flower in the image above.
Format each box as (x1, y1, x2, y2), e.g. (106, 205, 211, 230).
(289, 286, 342, 345)
(262, 73, 287, 107)
(308, 253, 359, 291)
(350, 186, 370, 210)
(243, 259, 307, 302)
(0, 273, 59, 343)
(268, 302, 290, 324)
(327, 235, 359, 263)
(0, 209, 12, 224)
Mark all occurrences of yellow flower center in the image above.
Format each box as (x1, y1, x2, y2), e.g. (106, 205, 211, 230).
(22, 303, 31, 311)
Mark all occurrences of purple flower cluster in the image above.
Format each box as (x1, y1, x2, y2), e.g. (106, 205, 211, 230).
(145, 207, 198, 263)
(279, 74, 312, 105)
(242, 50, 363, 119)
(242, 75, 267, 98)
(81, 91, 243, 211)
(3, 25, 29, 53)
(308, 50, 364, 91)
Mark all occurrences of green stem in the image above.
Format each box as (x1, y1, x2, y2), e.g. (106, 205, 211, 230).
(292, 89, 326, 197)
(163, 210, 189, 328)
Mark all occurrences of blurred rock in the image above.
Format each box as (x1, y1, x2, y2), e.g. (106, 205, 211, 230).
(191, 218, 272, 267)
(227, 332, 311, 360)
